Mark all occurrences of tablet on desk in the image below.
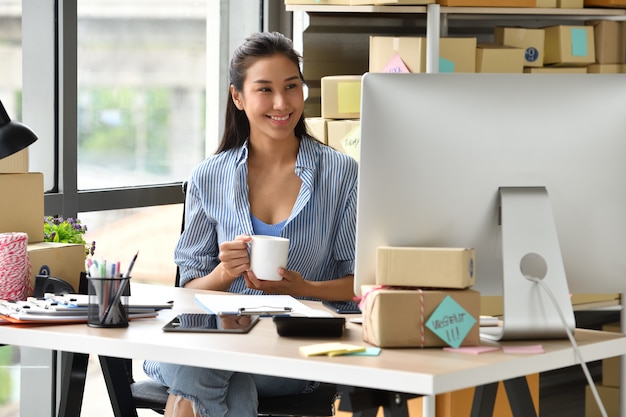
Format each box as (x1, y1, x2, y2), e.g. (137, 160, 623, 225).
(163, 313, 260, 333)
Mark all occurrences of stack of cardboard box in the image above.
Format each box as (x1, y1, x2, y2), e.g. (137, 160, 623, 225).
(306, 74, 362, 161)
(0, 148, 85, 294)
(360, 246, 480, 348)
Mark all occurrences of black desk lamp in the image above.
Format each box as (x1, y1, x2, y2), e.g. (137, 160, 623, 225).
(0, 99, 38, 160)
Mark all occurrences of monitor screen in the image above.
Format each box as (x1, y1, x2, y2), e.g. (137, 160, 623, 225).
(355, 73, 626, 307)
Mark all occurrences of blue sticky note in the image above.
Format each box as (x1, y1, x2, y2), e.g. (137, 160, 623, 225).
(570, 28, 588, 57)
(344, 347, 382, 356)
(425, 295, 477, 349)
(439, 57, 455, 73)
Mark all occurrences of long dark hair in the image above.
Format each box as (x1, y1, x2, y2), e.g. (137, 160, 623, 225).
(216, 32, 309, 154)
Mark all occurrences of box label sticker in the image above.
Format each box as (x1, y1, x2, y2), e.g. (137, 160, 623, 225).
(439, 57, 455, 73)
(337, 82, 361, 114)
(525, 47, 539, 63)
(570, 28, 588, 57)
(426, 295, 476, 348)
(382, 54, 410, 73)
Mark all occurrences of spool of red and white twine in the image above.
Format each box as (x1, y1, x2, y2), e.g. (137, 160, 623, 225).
(0, 232, 32, 301)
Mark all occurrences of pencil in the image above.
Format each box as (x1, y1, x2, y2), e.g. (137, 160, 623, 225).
(124, 251, 139, 278)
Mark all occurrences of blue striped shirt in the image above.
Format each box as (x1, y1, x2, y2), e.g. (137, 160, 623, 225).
(175, 135, 358, 300)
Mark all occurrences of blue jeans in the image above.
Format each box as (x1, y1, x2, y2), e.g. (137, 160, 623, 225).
(158, 362, 314, 417)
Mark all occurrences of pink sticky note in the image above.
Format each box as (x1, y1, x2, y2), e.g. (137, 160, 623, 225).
(382, 54, 410, 73)
(443, 346, 500, 355)
(502, 344, 544, 354)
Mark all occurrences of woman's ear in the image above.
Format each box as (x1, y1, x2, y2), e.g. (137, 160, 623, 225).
(231, 86, 243, 110)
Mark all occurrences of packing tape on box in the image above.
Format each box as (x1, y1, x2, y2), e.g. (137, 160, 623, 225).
(0, 232, 32, 300)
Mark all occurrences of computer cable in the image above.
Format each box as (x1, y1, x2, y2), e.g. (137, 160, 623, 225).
(526, 275, 608, 417)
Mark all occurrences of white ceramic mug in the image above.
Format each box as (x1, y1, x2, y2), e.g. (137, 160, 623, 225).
(249, 235, 289, 281)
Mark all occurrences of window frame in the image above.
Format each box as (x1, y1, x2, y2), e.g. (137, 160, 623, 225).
(22, 0, 292, 219)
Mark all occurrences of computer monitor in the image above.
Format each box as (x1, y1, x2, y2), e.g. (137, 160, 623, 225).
(355, 72, 626, 340)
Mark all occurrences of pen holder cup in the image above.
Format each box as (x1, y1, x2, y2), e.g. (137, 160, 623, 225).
(87, 276, 130, 328)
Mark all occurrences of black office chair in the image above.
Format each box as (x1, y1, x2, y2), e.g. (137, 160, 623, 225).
(99, 182, 339, 417)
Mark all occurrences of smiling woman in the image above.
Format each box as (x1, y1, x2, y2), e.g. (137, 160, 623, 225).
(142, 31, 359, 417)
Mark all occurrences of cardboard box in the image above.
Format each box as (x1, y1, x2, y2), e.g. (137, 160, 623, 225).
(369, 36, 477, 74)
(585, 384, 620, 417)
(351, 0, 434, 3)
(361, 286, 480, 348)
(321, 75, 362, 119)
(475, 44, 525, 73)
(584, 0, 626, 7)
(543, 25, 595, 66)
(305, 117, 328, 145)
(28, 242, 86, 292)
(557, 0, 583, 7)
(376, 247, 475, 289)
(586, 20, 626, 65)
(327, 119, 360, 159)
(0, 148, 28, 173)
(0, 172, 44, 242)
(437, 0, 534, 6)
(493, 27, 545, 67)
(285, 0, 354, 4)
(439, 38, 477, 73)
(524, 66, 588, 73)
(587, 64, 624, 73)
(369, 36, 426, 73)
(483, 294, 621, 317)
(601, 322, 622, 388)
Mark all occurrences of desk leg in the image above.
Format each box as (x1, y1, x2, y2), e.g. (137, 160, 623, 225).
(98, 356, 139, 417)
(470, 382, 498, 417)
(503, 377, 538, 417)
(58, 352, 88, 417)
(470, 377, 537, 417)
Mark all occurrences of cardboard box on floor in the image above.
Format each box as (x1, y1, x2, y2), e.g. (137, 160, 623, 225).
(28, 242, 86, 292)
(585, 384, 620, 417)
(0, 172, 44, 242)
(601, 322, 622, 388)
(369, 36, 477, 74)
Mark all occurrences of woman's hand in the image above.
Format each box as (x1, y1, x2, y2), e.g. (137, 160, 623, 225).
(218, 234, 252, 279)
(244, 267, 310, 297)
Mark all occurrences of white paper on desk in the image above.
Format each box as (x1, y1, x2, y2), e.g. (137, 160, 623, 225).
(194, 294, 332, 317)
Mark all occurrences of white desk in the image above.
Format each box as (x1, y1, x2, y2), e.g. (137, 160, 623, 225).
(1, 283, 625, 416)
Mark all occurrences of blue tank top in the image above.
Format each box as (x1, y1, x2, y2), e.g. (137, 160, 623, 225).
(250, 214, 286, 237)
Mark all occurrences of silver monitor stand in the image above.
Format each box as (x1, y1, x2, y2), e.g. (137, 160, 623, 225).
(481, 187, 576, 341)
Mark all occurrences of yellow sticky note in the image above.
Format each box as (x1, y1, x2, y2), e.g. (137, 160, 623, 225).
(337, 82, 361, 114)
(299, 342, 366, 357)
